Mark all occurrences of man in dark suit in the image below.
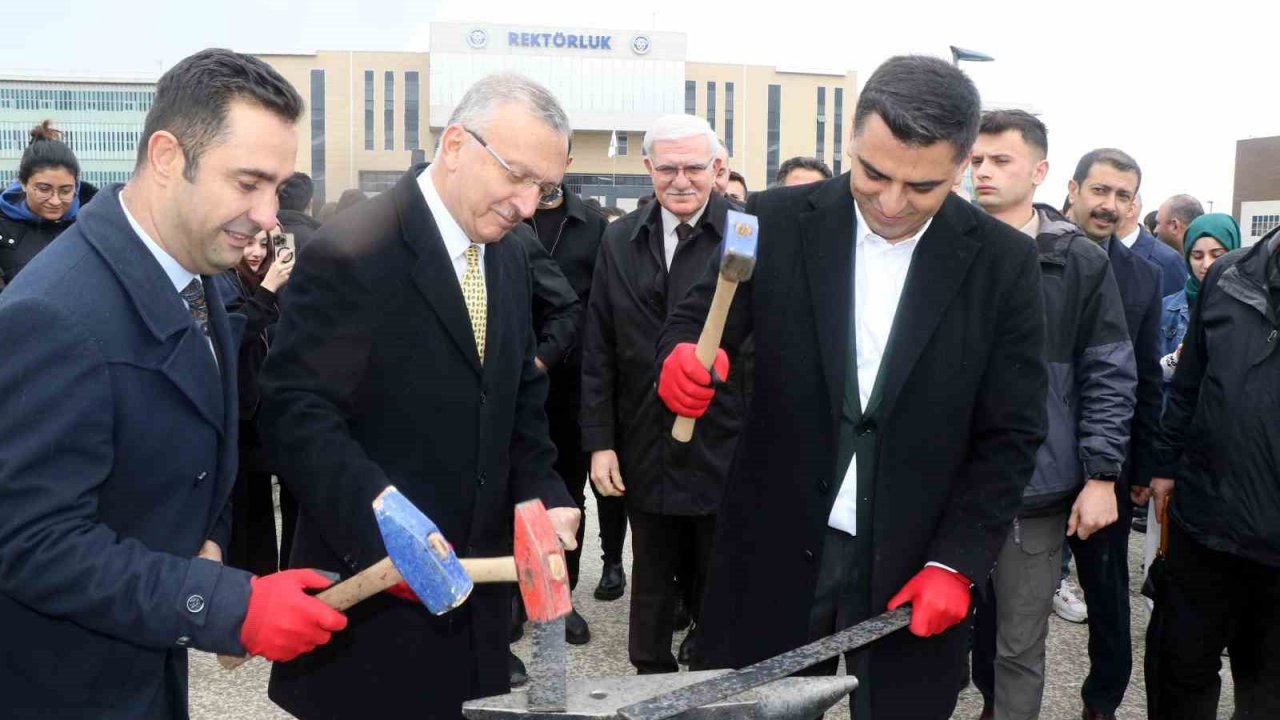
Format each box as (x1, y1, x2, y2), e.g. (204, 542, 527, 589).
(656, 56, 1048, 719)
(581, 114, 744, 674)
(1117, 194, 1187, 297)
(257, 73, 582, 719)
(1065, 148, 1164, 720)
(0, 49, 347, 720)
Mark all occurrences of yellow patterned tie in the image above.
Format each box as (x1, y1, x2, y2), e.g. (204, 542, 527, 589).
(462, 244, 487, 363)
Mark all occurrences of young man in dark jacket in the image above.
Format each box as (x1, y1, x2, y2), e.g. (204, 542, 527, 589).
(1145, 227, 1280, 719)
(275, 172, 321, 254)
(968, 111, 1137, 720)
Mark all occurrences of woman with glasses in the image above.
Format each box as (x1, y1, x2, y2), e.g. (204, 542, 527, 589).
(0, 121, 84, 291)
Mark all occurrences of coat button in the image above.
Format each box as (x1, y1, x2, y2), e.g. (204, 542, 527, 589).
(478, 472, 487, 487)
(194, 471, 208, 486)
(819, 479, 831, 493)
(185, 595, 205, 613)
(176, 636, 190, 647)
(804, 549, 815, 562)
(857, 420, 876, 436)
(479, 392, 488, 405)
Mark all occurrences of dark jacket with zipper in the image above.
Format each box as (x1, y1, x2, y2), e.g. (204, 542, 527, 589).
(580, 193, 746, 516)
(1021, 205, 1136, 516)
(1154, 229, 1280, 567)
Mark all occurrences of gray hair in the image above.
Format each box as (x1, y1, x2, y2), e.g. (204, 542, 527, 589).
(447, 73, 572, 147)
(1165, 194, 1205, 226)
(642, 114, 720, 159)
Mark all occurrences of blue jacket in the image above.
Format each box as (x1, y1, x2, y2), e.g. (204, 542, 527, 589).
(0, 185, 251, 719)
(1132, 225, 1188, 298)
(1161, 289, 1190, 357)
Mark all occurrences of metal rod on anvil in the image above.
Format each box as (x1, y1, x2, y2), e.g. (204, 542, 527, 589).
(462, 671, 859, 719)
(616, 607, 912, 720)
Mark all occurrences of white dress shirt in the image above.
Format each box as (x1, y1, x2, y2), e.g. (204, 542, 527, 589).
(660, 202, 707, 270)
(827, 201, 932, 536)
(419, 166, 485, 284)
(1119, 225, 1140, 249)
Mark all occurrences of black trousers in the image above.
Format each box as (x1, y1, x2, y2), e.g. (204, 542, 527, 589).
(547, 387, 627, 590)
(801, 528, 873, 720)
(1066, 497, 1132, 715)
(627, 508, 715, 673)
(1146, 521, 1280, 719)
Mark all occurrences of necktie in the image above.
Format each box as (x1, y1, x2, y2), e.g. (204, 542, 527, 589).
(675, 222, 693, 247)
(180, 278, 211, 338)
(462, 244, 487, 363)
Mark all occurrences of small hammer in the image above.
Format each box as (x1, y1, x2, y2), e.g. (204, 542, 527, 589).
(671, 209, 759, 442)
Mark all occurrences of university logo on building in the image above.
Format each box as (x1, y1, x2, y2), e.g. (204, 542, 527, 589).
(631, 35, 652, 55)
(466, 29, 488, 49)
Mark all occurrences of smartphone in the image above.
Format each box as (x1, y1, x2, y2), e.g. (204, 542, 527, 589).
(272, 232, 296, 263)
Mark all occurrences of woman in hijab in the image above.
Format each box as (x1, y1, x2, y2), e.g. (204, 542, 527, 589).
(1159, 214, 1241, 383)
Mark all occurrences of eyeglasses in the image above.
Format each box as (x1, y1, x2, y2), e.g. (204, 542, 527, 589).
(650, 159, 714, 182)
(463, 127, 563, 208)
(27, 183, 76, 203)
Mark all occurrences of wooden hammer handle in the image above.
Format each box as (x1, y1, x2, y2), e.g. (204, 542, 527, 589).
(672, 275, 741, 443)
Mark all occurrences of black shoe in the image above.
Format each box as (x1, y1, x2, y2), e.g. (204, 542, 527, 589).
(510, 597, 527, 644)
(673, 597, 692, 632)
(677, 625, 697, 666)
(509, 652, 528, 688)
(594, 561, 626, 601)
(565, 608, 591, 645)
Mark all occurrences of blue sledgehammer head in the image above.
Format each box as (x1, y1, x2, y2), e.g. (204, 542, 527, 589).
(374, 486, 474, 614)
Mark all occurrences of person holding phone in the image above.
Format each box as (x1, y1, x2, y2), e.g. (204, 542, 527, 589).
(215, 227, 296, 576)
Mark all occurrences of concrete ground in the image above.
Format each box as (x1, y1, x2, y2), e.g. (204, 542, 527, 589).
(189, 491, 1234, 719)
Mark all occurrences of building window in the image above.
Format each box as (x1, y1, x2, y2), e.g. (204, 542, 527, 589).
(707, 81, 716, 133)
(384, 71, 395, 151)
(617, 132, 629, 156)
(363, 70, 374, 151)
(359, 170, 403, 195)
(816, 87, 827, 164)
(766, 85, 781, 186)
(685, 81, 696, 115)
(1252, 214, 1280, 238)
(311, 69, 327, 211)
(724, 82, 735, 157)
(833, 87, 844, 175)
(405, 71, 420, 150)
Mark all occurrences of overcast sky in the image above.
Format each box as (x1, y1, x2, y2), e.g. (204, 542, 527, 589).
(9, 0, 1278, 213)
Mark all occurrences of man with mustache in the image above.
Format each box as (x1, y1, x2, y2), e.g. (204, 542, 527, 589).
(257, 73, 582, 717)
(0, 49, 347, 719)
(580, 113, 743, 674)
(1065, 148, 1164, 720)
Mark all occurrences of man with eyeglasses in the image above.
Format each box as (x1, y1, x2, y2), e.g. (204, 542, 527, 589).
(256, 73, 582, 717)
(580, 113, 745, 674)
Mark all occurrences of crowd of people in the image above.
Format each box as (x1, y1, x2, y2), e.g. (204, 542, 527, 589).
(0, 46, 1275, 720)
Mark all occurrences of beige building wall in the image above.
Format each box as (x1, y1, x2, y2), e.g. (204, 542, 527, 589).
(257, 48, 856, 206)
(257, 51, 430, 204)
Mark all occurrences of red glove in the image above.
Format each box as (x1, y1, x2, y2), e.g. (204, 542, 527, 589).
(240, 569, 349, 662)
(658, 342, 729, 418)
(385, 580, 418, 603)
(886, 566, 971, 637)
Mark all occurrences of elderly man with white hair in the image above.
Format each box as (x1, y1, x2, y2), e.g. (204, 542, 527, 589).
(580, 114, 746, 674)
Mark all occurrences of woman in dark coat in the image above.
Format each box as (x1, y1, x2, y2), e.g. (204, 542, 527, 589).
(0, 121, 85, 291)
(214, 229, 296, 576)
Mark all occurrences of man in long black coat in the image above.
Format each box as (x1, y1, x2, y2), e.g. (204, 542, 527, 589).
(257, 74, 581, 719)
(657, 56, 1047, 719)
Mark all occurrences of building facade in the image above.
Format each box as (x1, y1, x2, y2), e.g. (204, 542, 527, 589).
(1233, 135, 1280, 246)
(1, 25, 859, 212)
(0, 74, 155, 189)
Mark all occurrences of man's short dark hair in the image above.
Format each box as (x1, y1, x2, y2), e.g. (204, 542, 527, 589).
(137, 48, 304, 182)
(1165, 194, 1205, 226)
(853, 55, 981, 165)
(979, 109, 1048, 158)
(1144, 210, 1159, 233)
(728, 170, 748, 193)
(1072, 148, 1142, 193)
(277, 172, 314, 212)
(776, 156, 833, 185)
